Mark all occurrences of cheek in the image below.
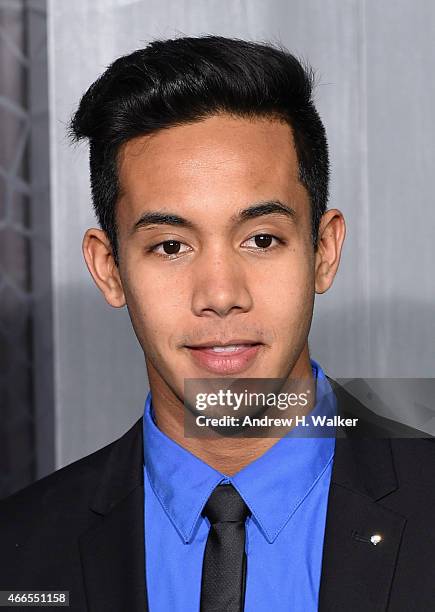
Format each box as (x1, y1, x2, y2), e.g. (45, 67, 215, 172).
(123, 271, 189, 348)
(253, 254, 314, 317)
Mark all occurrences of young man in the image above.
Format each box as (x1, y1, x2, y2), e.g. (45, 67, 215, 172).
(1, 36, 434, 612)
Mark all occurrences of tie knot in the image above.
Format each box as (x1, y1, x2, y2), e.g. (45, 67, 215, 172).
(202, 484, 250, 524)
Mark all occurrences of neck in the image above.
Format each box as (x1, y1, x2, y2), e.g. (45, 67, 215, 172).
(146, 347, 315, 475)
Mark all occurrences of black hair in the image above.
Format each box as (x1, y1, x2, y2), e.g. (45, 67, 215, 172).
(70, 35, 329, 265)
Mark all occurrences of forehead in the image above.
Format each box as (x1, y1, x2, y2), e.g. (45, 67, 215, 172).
(117, 114, 305, 219)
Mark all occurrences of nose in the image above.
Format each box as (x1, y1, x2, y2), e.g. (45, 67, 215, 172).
(191, 249, 253, 318)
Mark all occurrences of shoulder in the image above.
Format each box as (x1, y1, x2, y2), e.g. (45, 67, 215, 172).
(327, 374, 435, 503)
(390, 436, 435, 487)
(0, 417, 143, 591)
(0, 438, 113, 531)
(327, 375, 434, 440)
(0, 417, 143, 538)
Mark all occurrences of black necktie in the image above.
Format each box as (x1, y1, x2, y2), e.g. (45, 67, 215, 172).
(200, 483, 251, 612)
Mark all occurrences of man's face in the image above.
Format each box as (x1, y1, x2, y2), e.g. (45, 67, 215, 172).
(110, 115, 318, 400)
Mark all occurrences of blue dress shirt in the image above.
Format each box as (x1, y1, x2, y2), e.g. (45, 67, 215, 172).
(143, 359, 336, 611)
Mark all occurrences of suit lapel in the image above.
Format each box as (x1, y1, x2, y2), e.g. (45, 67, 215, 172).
(319, 380, 407, 611)
(318, 479, 406, 611)
(79, 418, 148, 612)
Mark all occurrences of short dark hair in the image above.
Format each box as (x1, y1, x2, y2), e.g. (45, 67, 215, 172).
(70, 35, 329, 265)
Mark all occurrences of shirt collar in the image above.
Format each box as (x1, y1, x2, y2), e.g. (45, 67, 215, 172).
(143, 359, 336, 544)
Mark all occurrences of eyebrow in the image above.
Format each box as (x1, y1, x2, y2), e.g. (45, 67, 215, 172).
(132, 211, 195, 233)
(131, 200, 296, 234)
(234, 200, 296, 224)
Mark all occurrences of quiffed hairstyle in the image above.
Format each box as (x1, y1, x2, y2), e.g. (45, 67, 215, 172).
(70, 35, 329, 265)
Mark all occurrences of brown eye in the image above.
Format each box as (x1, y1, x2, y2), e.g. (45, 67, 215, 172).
(151, 239, 191, 258)
(242, 233, 283, 251)
(162, 240, 181, 254)
(254, 234, 273, 248)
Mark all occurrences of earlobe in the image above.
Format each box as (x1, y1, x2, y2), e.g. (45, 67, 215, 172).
(82, 228, 126, 308)
(314, 209, 346, 295)
(315, 260, 333, 294)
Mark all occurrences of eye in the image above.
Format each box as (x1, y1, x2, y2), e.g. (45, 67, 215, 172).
(151, 240, 191, 258)
(242, 233, 282, 250)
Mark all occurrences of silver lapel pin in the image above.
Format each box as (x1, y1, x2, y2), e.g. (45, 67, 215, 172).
(370, 534, 382, 546)
(352, 530, 383, 545)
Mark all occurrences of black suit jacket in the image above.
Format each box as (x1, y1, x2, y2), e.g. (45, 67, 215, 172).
(1, 379, 435, 611)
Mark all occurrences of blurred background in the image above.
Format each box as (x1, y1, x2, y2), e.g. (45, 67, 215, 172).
(1, 0, 434, 498)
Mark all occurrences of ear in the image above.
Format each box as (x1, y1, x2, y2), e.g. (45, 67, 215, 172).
(82, 228, 126, 307)
(314, 209, 346, 294)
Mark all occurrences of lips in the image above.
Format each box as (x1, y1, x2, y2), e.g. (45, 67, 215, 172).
(185, 341, 263, 374)
(198, 344, 254, 354)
